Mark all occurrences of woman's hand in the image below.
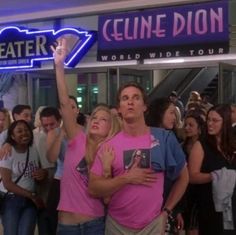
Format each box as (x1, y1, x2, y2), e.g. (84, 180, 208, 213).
(30, 194, 45, 209)
(32, 169, 48, 181)
(51, 37, 68, 66)
(100, 145, 115, 178)
(100, 145, 115, 205)
(175, 213, 184, 231)
(0, 143, 12, 159)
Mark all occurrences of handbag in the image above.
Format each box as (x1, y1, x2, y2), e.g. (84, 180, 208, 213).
(0, 148, 30, 212)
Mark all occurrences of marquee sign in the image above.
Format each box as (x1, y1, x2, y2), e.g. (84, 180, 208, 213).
(97, 0, 229, 61)
(0, 26, 97, 70)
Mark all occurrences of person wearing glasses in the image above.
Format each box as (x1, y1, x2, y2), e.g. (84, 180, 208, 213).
(188, 104, 236, 235)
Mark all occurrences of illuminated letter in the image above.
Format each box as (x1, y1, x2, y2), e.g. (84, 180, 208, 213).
(14, 41, 24, 57)
(140, 16, 152, 39)
(219, 48, 224, 54)
(195, 10, 207, 35)
(0, 43, 6, 58)
(6, 43, 16, 58)
(173, 12, 185, 37)
(25, 40, 35, 56)
(124, 18, 133, 40)
(153, 14, 166, 37)
(36, 35, 47, 56)
(103, 19, 112, 42)
(112, 19, 123, 41)
(208, 48, 214, 54)
(133, 17, 139, 39)
(210, 8, 223, 33)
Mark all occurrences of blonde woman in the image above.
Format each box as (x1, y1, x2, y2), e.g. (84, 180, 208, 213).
(0, 108, 11, 133)
(52, 38, 121, 235)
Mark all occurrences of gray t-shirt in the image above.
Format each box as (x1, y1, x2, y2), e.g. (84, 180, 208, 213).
(33, 130, 55, 169)
(0, 146, 40, 193)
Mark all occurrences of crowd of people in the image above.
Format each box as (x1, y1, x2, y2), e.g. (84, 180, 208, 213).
(0, 38, 235, 235)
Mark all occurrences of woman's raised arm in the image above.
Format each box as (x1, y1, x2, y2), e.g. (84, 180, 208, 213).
(51, 38, 81, 140)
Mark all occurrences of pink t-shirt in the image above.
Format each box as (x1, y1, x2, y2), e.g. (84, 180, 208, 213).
(91, 131, 164, 229)
(58, 131, 104, 217)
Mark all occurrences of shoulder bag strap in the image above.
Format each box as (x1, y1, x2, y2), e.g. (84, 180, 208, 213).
(14, 147, 30, 184)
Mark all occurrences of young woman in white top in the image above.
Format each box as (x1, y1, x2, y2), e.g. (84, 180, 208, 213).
(0, 120, 45, 235)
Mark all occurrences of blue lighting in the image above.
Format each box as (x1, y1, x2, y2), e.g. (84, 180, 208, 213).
(0, 26, 97, 70)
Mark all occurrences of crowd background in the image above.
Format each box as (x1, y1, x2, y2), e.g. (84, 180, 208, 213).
(0, 41, 235, 235)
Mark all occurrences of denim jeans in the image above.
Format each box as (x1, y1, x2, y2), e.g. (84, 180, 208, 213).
(57, 217, 105, 235)
(1, 194, 37, 235)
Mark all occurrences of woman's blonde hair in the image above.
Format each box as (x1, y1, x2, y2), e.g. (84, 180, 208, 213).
(34, 106, 46, 129)
(85, 105, 121, 167)
(0, 108, 11, 131)
(174, 106, 183, 129)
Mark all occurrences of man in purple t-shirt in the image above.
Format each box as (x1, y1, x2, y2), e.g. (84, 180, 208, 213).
(89, 82, 189, 235)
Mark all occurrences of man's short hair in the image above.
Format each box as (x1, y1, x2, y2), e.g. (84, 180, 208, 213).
(12, 104, 31, 120)
(40, 106, 61, 121)
(116, 82, 148, 106)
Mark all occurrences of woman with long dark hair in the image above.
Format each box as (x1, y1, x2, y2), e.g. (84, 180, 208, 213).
(146, 97, 177, 130)
(182, 112, 206, 158)
(189, 104, 236, 235)
(182, 112, 206, 235)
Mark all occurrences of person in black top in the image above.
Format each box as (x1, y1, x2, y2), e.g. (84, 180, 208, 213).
(188, 104, 236, 235)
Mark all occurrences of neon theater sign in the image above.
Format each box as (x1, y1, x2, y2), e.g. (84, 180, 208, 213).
(0, 26, 97, 70)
